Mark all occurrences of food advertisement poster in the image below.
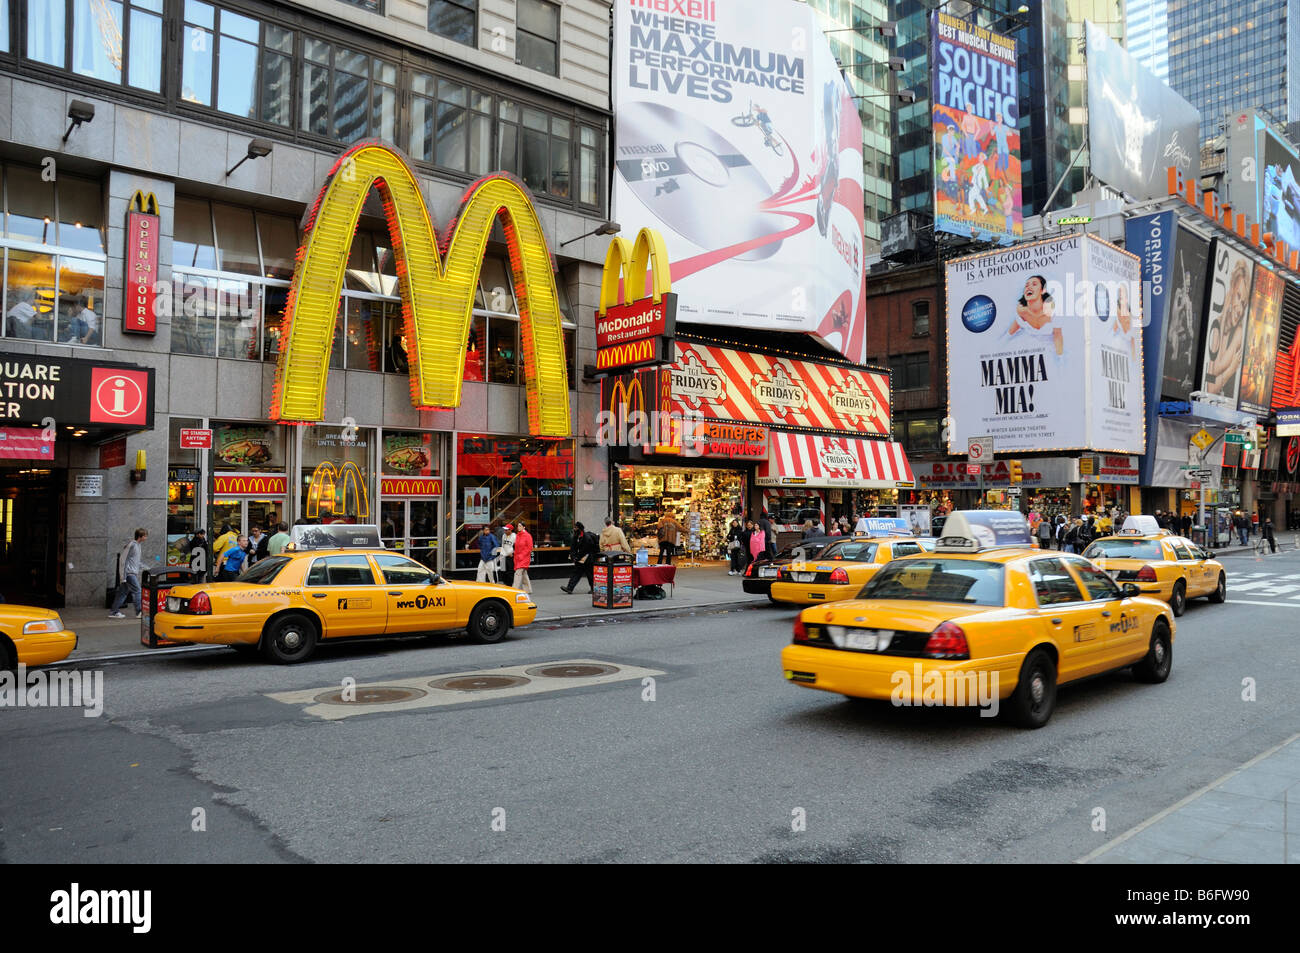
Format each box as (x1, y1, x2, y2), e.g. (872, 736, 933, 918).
(611, 0, 867, 362)
(382, 432, 436, 476)
(213, 425, 280, 470)
(945, 234, 1144, 454)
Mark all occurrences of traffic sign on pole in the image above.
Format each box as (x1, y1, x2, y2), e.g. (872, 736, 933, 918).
(967, 436, 993, 464)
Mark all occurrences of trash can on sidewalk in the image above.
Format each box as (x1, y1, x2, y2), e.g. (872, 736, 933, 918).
(592, 553, 634, 610)
(140, 568, 198, 648)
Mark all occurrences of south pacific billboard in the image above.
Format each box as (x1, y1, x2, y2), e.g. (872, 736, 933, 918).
(611, 0, 867, 363)
(930, 11, 1022, 244)
(945, 234, 1144, 454)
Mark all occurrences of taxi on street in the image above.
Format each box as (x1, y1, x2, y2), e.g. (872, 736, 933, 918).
(154, 525, 537, 663)
(0, 605, 77, 669)
(781, 511, 1175, 728)
(1082, 515, 1226, 616)
(769, 518, 927, 606)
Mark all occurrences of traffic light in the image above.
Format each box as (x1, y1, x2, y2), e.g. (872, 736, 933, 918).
(1009, 460, 1023, 483)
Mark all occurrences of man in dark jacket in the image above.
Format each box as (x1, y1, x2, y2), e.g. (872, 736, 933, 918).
(561, 522, 600, 593)
(1263, 518, 1277, 553)
(758, 511, 777, 558)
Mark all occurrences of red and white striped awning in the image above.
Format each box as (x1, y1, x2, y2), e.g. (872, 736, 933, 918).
(757, 433, 915, 489)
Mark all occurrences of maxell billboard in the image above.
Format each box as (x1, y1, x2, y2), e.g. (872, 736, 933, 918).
(930, 11, 1022, 243)
(1085, 21, 1200, 201)
(612, 0, 867, 362)
(945, 234, 1144, 454)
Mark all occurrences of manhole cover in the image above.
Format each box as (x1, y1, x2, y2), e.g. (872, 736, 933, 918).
(429, 675, 531, 692)
(525, 663, 620, 678)
(313, 686, 427, 705)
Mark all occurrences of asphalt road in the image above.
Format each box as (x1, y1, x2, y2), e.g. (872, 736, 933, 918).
(3, 547, 1298, 864)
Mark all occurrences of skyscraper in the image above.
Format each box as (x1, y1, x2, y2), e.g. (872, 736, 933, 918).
(1167, 0, 1300, 143)
(1124, 0, 1170, 79)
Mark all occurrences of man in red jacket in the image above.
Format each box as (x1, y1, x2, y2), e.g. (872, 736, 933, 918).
(512, 521, 534, 593)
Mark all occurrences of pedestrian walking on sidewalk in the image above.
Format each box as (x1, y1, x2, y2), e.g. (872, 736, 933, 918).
(562, 522, 599, 593)
(497, 521, 516, 579)
(475, 525, 499, 583)
(656, 510, 684, 565)
(512, 521, 533, 593)
(726, 519, 745, 574)
(1264, 518, 1277, 554)
(109, 528, 148, 618)
(749, 520, 768, 564)
(599, 517, 631, 553)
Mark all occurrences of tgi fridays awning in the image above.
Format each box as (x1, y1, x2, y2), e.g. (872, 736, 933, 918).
(757, 433, 915, 489)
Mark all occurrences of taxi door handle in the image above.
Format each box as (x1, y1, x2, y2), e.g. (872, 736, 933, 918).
(1050, 617, 1062, 625)
(311, 593, 327, 599)
(1101, 610, 1112, 617)
(388, 591, 402, 596)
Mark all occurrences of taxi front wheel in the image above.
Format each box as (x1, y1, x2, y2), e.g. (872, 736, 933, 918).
(1170, 581, 1186, 617)
(468, 600, 511, 644)
(1132, 619, 1173, 684)
(262, 613, 318, 664)
(1208, 573, 1226, 604)
(1006, 648, 1057, 729)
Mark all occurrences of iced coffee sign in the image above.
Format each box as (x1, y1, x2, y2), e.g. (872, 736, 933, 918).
(944, 234, 1144, 455)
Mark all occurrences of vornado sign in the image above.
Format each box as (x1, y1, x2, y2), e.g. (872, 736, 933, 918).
(271, 142, 570, 437)
(595, 227, 677, 373)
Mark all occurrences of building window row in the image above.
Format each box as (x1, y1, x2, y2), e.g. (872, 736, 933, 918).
(8, 0, 602, 208)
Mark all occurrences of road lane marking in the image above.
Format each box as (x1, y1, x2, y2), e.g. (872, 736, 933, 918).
(1223, 599, 1300, 609)
(267, 658, 665, 720)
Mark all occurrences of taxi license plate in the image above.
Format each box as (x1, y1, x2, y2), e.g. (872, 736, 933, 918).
(761, 566, 778, 578)
(794, 572, 815, 583)
(846, 630, 892, 651)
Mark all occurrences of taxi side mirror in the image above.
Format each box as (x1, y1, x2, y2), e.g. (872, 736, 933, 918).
(1121, 583, 1141, 598)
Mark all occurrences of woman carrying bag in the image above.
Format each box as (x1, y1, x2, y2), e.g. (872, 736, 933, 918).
(726, 519, 745, 575)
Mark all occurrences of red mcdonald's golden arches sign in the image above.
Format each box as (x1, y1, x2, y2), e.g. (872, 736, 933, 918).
(307, 461, 371, 519)
(380, 477, 443, 497)
(213, 475, 288, 496)
(270, 141, 570, 436)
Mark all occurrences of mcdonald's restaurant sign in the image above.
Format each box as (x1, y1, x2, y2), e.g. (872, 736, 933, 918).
(595, 228, 676, 375)
(307, 461, 370, 520)
(213, 474, 288, 496)
(125, 191, 160, 335)
(380, 476, 443, 497)
(271, 141, 570, 437)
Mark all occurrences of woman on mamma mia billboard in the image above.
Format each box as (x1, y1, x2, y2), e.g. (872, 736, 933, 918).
(945, 234, 1145, 456)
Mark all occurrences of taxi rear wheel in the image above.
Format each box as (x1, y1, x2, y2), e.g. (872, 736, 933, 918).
(261, 614, 318, 664)
(468, 600, 510, 644)
(1006, 648, 1057, 729)
(1133, 619, 1173, 683)
(0, 638, 15, 673)
(1169, 580, 1186, 617)
(1208, 573, 1226, 604)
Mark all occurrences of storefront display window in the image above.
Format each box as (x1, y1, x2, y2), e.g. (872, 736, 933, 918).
(381, 431, 442, 568)
(616, 465, 746, 559)
(454, 434, 573, 568)
(302, 424, 374, 523)
(212, 424, 285, 471)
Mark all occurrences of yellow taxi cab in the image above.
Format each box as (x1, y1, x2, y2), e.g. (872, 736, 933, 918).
(770, 518, 927, 606)
(154, 525, 537, 663)
(1082, 515, 1225, 617)
(0, 605, 77, 669)
(781, 511, 1175, 728)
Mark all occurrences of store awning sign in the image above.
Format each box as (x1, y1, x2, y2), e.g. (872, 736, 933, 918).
(595, 228, 677, 374)
(271, 142, 569, 437)
(757, 432, 914, 488)
(380, 477, 443, 497)
(0, 356, 154, 430)
(213, 474, 288, 496)
(124, 190, 160, 335)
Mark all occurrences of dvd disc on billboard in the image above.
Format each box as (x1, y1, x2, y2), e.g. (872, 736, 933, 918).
(615, 101, 784, 261)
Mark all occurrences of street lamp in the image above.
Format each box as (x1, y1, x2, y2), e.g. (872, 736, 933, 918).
(559, 221, 620, 248)
(853, 90, 917, 104)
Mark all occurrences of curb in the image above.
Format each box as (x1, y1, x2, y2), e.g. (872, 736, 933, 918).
(47, 597, 774, 669)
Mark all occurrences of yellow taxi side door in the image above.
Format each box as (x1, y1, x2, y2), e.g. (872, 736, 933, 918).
(304, 554, 388, 637)
(1185, 540, 1218, 596)
(372, 553, 458, 634)
(1166, 538, 1204, 595)
(1063, 556, 1146, 666)
(1028, 556, 1109, 680)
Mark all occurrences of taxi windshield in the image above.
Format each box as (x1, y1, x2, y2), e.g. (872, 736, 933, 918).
(237, 556, 291, 584)
(821, 540, 878, 562)
(858, 559, 1005, 606)
(1083, 539, 1164, 560)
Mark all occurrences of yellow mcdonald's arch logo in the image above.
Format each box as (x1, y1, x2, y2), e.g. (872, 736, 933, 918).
(381, 477, 443, 497)
(271, 141, 569, 437)
(606, 375, 646, 418)
(598, 227, 672, 315)
(307, 462, 371, 519)
(213, 475, 287, 495)
(128, 190, 160, 215)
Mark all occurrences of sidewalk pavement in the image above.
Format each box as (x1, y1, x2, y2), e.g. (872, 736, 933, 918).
(56, 562, 770, 662)
(1082, 733, 1300, 864)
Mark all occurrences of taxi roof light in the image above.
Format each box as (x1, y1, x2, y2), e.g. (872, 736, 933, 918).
(924, 621, 970, 659)
(934, 511, 1034, 553)
(1119, 515, 1163, 536)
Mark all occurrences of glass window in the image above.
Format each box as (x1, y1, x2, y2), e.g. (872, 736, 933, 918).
(429, 0, 476, 46)
(127, 5, 163, 92)
(823, 540, 878, 561)
(71, 0, 122, 83)
(578, 126, 599, 206)
(462, 314, 485, 380)
(520, 108, 549, 193)
(478, 256, 517, 314)
(343, 297, 383, 371)
(182, 1, 215, 105)
(261, 284, 289, 361)
(261, 25, 293, 126)
(1067, 558, 1122, 600)
(860, 559, 1006, 606)
(173, 197, 217, 270)
(912, 300, 930, 336)
(488, 316, 518, 384)
(212, 203, 261, 276)
(409, 73, 436, 162)
(383, 304, 409, 374)
(28, 0, 67, 68)
(1029, 557, 1085, 605)
(1171, 540, 1197, 560)
(373, 553, 434, 585)
(5, 165, 57, 244)
(217, 11, 259, 118)
(301, 424, 374, 523)
(436, 81, 469, 171)
(214, 279, 261, 359)
(1082, 539, 1163, 559)
(517, 0, 559, 75)
(257, 213, 299, 280)
(4, 250, 57, 342)
(56, 257, 104, 345)
(307, 554, 377, 586)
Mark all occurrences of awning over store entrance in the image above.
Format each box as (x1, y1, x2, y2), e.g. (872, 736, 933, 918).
(757, 432, 915, 488)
